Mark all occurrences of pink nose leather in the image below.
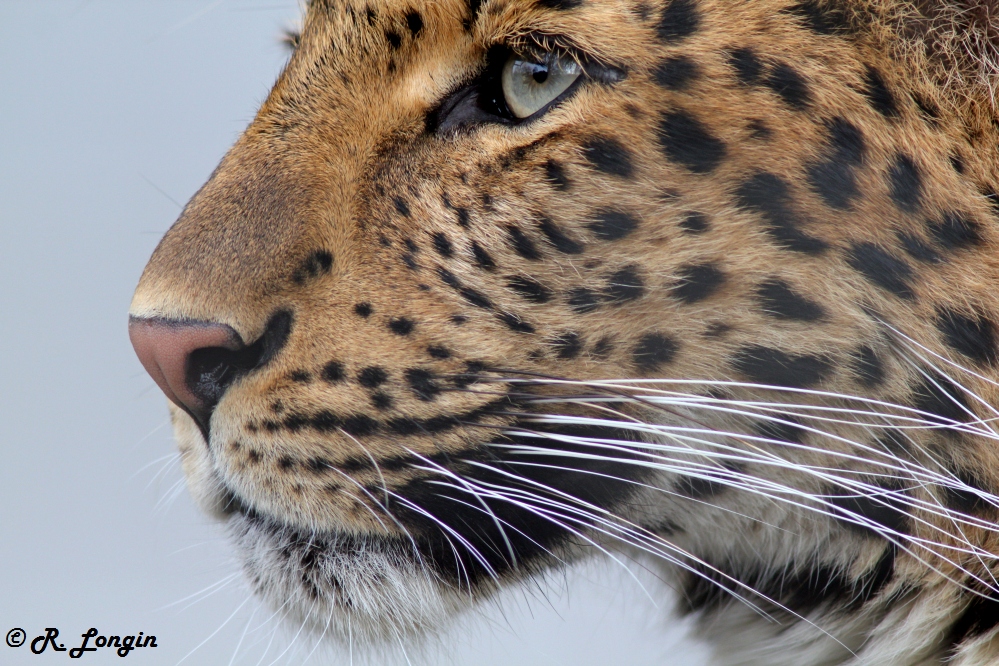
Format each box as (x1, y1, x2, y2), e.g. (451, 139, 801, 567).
(129, 317, 241, 427)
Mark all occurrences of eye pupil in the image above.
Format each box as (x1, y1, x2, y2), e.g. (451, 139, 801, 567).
(532, 69, 549, 84)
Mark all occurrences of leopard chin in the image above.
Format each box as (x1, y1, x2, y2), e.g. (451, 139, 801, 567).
(131, 0, 999, 662)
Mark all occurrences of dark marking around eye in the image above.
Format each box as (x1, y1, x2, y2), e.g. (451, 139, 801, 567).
(405, 368, 441, 401)
(845, 242, 915, 299)
(728, 47, 762, 85)
(911, 372, 971, 429)
(508, 275, 551, 303)
(498, 311, 535, 333)
(552, 331, 583, 359)
(290, 370, 312, 383)
(673, 263, 725, 303)
(863, 66, 898, 118)
(358, 366, 389, 388)
(734, 172, 828, 254)
(936, 308, 998, 365)
(539, 217, 584, 254)
(545, 160, 571, 190)
(405, 11, 423, 35)
(887, 153, 923, 213)
(927, 212, 982, 250)
(389, 317, 415, 335)
(427, 345, 451, 359)
(581, 136, 634, 178)
(588, 208, 639, 241)
(354, 302, 373, 317)
(653, 55, 700, 90)
(765, 63, 811, 109)
(756, 279, 825, 321)
(828, 483, 910, 536)
(471, 240, 496, 270)
(897, 232, 942, 264)
(731, 345, 832, 388)
(606, 265, 645, 303)
(786, 0, 852, 33)
(394, 197, 411, 217)
(568, 287, 600, 313)
(322, 361, 346, 383)
(680, 211, 709, 233)
(386, 30, 402, 49)
(432, 232, 453, 257)
(657, 0, 699, 42)
(657, 110, 727, 173)
(807, 117, 866, 210)
(851, 345, 885, 387)
(633, 332, 679, 371)
(507, 226, 542, 260)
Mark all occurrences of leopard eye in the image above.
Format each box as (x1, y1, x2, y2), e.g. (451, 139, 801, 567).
(501, 52, 581, 119)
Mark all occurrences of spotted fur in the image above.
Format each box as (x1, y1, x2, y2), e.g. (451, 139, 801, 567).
(131, 0, 999, 663)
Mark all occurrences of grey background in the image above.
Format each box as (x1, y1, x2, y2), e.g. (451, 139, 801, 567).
(0, 2, 710, 664)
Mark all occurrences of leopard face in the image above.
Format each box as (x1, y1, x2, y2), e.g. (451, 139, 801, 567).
(130, 0, 999, 662)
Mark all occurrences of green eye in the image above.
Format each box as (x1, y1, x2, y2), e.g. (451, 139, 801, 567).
(501, 53, 582, 119)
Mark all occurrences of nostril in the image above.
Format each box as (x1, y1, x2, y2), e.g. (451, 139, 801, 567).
(129, 309, 293, 438)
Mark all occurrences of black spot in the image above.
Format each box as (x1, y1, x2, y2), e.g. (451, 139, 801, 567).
(851, 345, 885, 387)
(787, 0, 852, 33)
(544, 160, 571, 190)
(427, 345, 451, 360)
(828, 483, 910, 536)
(887, 153, 923, 213)
(552, 331, 583, 359)
(539, 217, 584, 254)
(401, 252, 419, 270)
(756, 279, 825, 321)
(657, 110, 727, 174)
(863, 66, 898, 118)
(765, 63, 811, 109)
(290, 370, 312, 383)
(845, 242, 915, 299)
(807, 117, 866, 209)
(734, 172, 828, 254)
(588, 208, 639, 241)
(676, 462, 744, 499)
(451, 314, 468, 325)
(385, 30, 402, 49)
(936, 308, 998, 365)
(730, 345, 832, 388)
(278, 455, 295, 470)
(606, 265, 646, 303)
(432, 232, 453, 257)
(455, 206, 471, 227)
(358, 366, 389, 388)
(405, 368, 441, 401)
(653, 55, 700, 90)
(508, 275, 551, 303)
(404, 238, 419, 254)
(405, 10, 423, 35)
(728, 47, 763, 85)
(388, 317, 415, 336)
(911, 373, 972, 428)
(393, 198, 411, 218)
(950, 153, 965, 175)
(582, 136, 634, 178)
(747, 119, 771, 140)
(672, 263, 725, 304)
(657, 0, 699, 41)
(912, 93, 939, 123)
(537, 0, 582, 8)
(633, 333, 679, 371)
(354, 302, 373, 317)
(321, 361, 346, 383)
(342, 414, 379, 437)
(371, 391, 394, 410)
(897, 231, 942, 264)
(755, 414, 805, 443)
(471, 240, 496, 270)
(438, 267, 494, 309)
(949, 592, 999, 646)
(943, 468, 991, 515)
(927, 211, 982, 250)
(498, 311, 535, 333)
(592, 336, 614, 357)
(292, 250, 334, 284)
(568, 287, 600, 313)
(467, 0, 484, 24)
(680, 211, 709, 233)
(507, 226, 542, 260)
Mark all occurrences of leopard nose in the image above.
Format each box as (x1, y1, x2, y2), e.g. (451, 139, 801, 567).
(128, 317, 247, 435)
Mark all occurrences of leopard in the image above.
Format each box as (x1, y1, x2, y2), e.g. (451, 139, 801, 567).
(128, 0, 999, 663)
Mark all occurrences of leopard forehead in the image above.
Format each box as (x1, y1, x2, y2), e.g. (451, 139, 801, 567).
(131, 0, 999, 660)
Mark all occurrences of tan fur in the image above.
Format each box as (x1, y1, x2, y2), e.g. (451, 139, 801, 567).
(131, 0, 999, 662)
